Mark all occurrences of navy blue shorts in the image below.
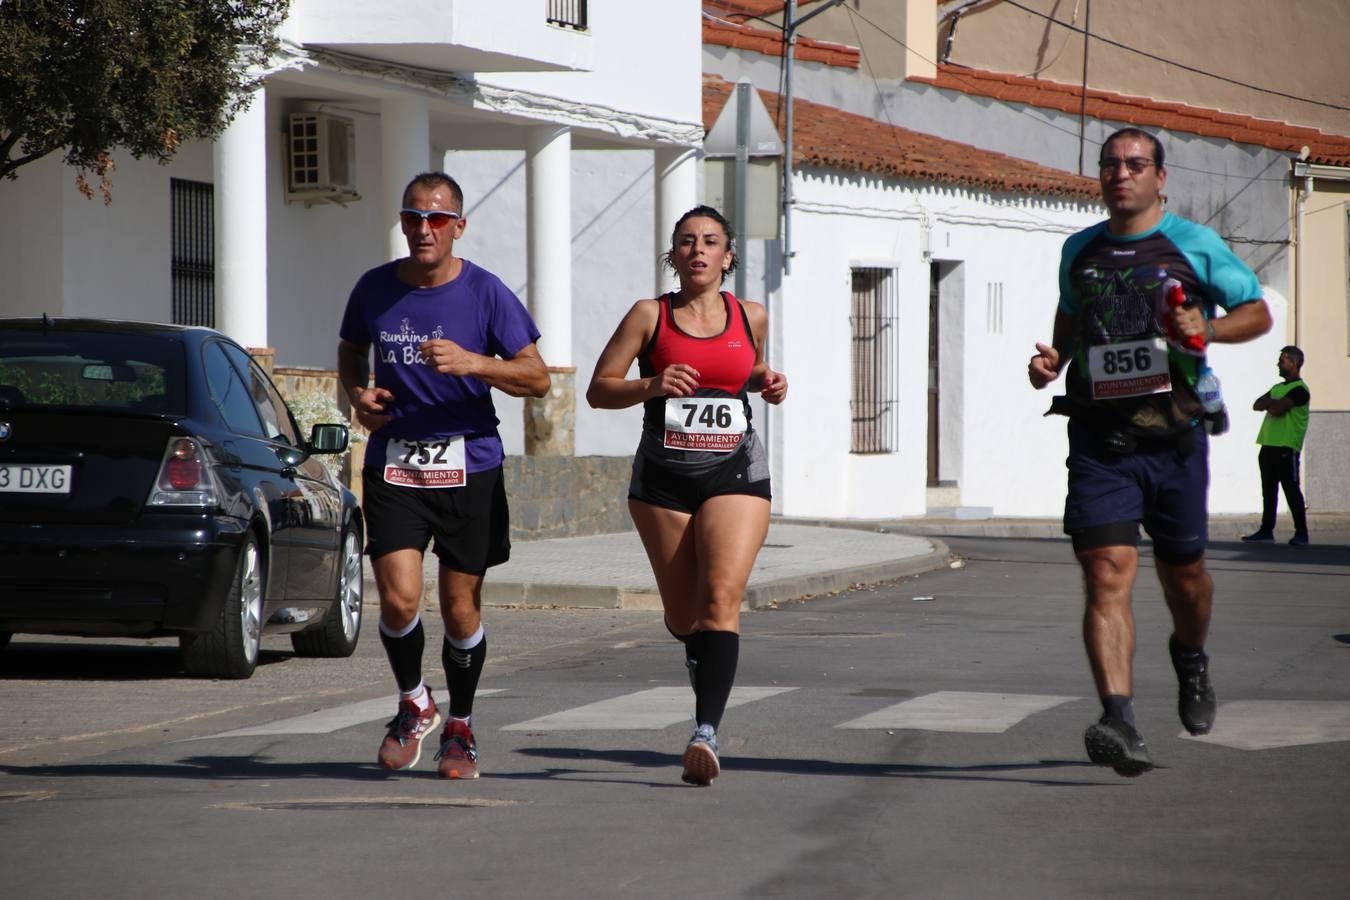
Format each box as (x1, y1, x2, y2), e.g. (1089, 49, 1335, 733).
(1063, 418, 1208, 563)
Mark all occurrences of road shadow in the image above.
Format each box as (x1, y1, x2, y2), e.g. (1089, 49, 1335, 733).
(511, 746, 1129, 787)
(0, 755, 411, 782)
(0, 641, 291, 681)
(1, 748, 1145, 788)
(1207, 539, 1350, 572)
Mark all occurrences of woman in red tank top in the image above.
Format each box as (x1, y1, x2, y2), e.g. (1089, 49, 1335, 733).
(586, 205, 788, 787)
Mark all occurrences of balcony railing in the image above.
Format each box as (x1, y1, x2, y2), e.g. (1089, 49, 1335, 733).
(546, 0, 588, 31)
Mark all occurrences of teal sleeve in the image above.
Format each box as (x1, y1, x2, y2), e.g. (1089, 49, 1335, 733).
(1165, 218, 1263, 310)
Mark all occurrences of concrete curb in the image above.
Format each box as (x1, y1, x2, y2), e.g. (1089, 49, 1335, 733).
(365, 534, 953, 612)
(739, 537, 953, 610)
(476, 537, 952, 610)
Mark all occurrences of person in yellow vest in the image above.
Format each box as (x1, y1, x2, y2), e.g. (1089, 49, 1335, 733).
(1243, 345, 1310, 545)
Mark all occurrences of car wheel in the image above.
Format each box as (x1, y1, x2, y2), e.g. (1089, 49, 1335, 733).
(291, 522, 363, 658)
(181, 533, 265, 678)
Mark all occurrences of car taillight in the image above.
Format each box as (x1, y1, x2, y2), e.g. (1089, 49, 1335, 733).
(148, 437, 219, 507)
(165, 444, 203, 489)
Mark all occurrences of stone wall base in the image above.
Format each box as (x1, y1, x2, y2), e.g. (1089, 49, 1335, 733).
(505, 455, 634, 540)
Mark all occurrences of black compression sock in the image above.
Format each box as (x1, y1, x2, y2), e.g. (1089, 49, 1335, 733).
(378, 616, 425, 694)
(443, 631, 487, 719)
(693, 631, 740, 730)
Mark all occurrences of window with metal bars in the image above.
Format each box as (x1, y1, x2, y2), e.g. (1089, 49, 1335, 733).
(850, 267, 899, 454)
(546, 0, 587, 30)
(171, 178, 215, 328)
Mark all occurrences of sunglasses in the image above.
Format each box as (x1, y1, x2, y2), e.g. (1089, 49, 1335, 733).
(399, 208, 462, 229)
(1099, 156, 1156, 175)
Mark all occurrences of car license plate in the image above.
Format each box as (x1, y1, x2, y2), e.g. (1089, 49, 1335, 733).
(0, 464, 73, 494)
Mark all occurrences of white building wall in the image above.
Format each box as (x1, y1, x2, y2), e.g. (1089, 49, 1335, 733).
(0, 156, 64, 317)
(267, 102, 389, 369)
(486, 0, 702, 135)
(435, 147, 661, 458)
(779, 168, 1105, 520)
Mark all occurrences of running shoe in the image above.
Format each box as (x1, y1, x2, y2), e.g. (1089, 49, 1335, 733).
(377, 693, 442, 770)
(1083, 716, 1153, 777)
(681, 724, 720, 786)
(1289, 533, 1310, 546)
(435, 718, 480, 780)
(1241, 530, 1274, 542)
(1170, 637, 1217, 735)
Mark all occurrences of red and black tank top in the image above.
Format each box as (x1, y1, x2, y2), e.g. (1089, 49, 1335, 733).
(636, 292, 757, 470)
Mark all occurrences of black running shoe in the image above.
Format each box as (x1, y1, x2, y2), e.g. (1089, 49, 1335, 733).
(1084, 717, 1153, 777)
(1170, 638, 1217, 735)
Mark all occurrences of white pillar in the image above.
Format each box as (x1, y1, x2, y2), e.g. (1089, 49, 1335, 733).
(654, 145, 698, 295)
(526, 125, 572, 366)
(380, 96, 431, 261)
(213, 92, 268, 348)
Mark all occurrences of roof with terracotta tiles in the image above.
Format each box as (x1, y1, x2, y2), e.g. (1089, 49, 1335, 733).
(705, 1, 829, 22)
(703, 75, 1102, 200)
(912, 64, 1350, 167)
(703, 8, 860, 69)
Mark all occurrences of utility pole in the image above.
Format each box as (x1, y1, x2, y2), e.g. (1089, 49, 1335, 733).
(781, 0, 845, 276)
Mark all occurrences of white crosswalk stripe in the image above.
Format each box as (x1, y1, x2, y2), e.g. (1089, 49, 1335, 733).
(184, 688, 1350, 750)
(188, 689, 504, 740)
(838, 690, 1078, 734)
(1181, 700, 1350, 750)
(502, 686, 797, 731)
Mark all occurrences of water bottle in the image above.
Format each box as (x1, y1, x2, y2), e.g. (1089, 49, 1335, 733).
(1195, 366, 1223, 414)
(1196, 365, 1228, 435)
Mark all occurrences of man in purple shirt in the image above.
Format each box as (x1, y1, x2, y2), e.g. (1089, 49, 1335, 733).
(339, 172, 550, 779)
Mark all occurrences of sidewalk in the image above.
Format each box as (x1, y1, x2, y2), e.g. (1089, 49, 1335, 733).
(364, 512, 1350, 613)
(365, 522, 951, 612)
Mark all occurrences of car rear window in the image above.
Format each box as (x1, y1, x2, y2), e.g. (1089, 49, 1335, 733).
(0, 329, 187, 414)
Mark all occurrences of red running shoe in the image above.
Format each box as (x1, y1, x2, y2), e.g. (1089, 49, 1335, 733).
(377, 693, 442, 770)
(435, 718, 480, 780)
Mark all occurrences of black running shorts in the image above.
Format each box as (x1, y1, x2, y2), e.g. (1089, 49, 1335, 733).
(362, 465, 511, 574)
(628, 451, 771, 515)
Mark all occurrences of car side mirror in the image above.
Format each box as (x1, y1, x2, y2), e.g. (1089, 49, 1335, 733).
(308, 423, 350, 454)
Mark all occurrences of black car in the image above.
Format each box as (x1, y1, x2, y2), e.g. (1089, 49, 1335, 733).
(0, 317, 364, 678)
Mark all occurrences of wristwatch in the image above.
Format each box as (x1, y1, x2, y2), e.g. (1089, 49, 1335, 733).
(1205, 319, 1217, 344)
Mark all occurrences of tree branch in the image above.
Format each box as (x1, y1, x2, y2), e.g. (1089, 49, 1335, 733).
(0, 132, 49, 181)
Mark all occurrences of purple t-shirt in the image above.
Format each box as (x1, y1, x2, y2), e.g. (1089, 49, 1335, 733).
(339, 258, 541, 474)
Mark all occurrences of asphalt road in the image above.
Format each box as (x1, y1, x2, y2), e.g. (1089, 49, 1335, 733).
(1, 533, 1347, 899)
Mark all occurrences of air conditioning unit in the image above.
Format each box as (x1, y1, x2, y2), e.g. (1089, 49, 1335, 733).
(285, 112, 360, 205)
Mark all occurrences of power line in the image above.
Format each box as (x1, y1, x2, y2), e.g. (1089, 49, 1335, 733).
(840, 5, 1292, 184)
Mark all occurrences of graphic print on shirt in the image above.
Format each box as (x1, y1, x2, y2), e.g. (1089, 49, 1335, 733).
(1076, 266, 1172, 401)
(378, 317, 446, 367)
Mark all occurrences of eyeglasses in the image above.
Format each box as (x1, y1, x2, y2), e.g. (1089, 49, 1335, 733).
(399, 208, 462, 229)
(1099, 156, 1156, 175)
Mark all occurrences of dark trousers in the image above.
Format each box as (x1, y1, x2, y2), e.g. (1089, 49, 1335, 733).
(1258, 445, 1307, 535)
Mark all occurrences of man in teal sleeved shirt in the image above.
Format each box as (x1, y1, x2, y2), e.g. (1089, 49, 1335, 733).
(1028, 128, 1272, 776)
